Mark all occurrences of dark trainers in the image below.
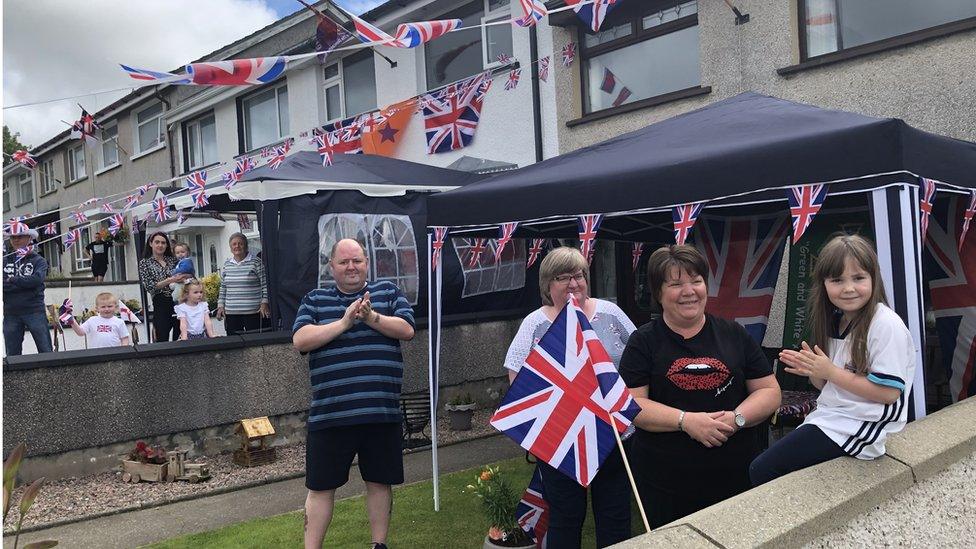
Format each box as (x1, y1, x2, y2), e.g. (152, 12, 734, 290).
(370, 544, 388, 549)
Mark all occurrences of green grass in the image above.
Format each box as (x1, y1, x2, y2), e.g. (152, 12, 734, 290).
(145, 457, 646, 548)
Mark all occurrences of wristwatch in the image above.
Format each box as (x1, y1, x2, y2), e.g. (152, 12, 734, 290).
(733, 409, 746, 429)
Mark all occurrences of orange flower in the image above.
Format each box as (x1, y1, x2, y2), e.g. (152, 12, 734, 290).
(480, 470, 492, 481)
(487, 526, 504, 541)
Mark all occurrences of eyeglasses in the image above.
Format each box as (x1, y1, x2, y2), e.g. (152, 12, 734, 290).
(553, 272, 586, 285)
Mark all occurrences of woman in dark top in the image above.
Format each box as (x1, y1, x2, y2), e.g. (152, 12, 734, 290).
(138, 232, 189, 342)
(618, 245, 781, 528)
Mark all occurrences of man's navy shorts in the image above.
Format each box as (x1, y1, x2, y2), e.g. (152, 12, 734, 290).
(305, 422, 404, 491)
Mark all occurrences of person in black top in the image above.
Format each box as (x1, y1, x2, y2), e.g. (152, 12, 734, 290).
(85, 234, 111, 282)
(138, 232, 189, 342)
(618, 245, 781, 528)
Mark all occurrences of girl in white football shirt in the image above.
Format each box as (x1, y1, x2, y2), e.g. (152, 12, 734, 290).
(750, 234, 915, 485)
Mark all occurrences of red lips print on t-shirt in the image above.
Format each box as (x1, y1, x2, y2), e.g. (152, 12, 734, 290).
(666, 357, 731, 391)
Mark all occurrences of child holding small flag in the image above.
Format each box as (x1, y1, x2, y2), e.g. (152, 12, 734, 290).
(65, 292, 131, 348)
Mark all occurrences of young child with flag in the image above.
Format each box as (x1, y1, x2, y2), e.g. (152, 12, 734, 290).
(65, 292, 132, 348)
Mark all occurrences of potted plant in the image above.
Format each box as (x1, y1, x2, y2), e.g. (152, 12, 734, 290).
(445, 392, 477, 431)
(121, 441, 168, 483)
(468, 466, 533, 549)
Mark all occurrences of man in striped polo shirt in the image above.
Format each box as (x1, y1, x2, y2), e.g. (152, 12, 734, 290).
(293, 238, 415, 549)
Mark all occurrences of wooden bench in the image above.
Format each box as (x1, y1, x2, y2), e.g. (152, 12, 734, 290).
(400, 393, 431, 449)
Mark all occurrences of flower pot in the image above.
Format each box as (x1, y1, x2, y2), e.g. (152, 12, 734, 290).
(483, 533, 534, 548)
(445, 402, 476, 431)
(121, 460, 168, 483)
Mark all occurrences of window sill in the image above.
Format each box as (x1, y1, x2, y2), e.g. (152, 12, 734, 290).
(14, 200, 34, 208)
(566, 86, 712, 128)
(779, 16, 976, 76)
(65, 176, 88, 187)
(95, 163, 121, 176)
(40, 189, 57, 197)
(183, 161, 221, 177)
(130, 143, 166, 162)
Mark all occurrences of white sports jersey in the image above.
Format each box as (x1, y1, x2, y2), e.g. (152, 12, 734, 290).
(803, 303, 915, 459)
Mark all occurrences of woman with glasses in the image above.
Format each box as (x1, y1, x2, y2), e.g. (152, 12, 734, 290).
(503, 246, 637, 548)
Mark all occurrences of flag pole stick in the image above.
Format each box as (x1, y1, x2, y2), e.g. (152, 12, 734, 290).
(611, 416, 650, 533)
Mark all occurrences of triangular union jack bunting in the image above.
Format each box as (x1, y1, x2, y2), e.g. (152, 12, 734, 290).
(578, 214, 603, 264)
(494, 222, 519, 261)
(786, 183, 828, 244)
(632, 242, 644, 273)
(672, 202, 704, 245)
(490, 295, 641, 487)
(960, 189, 976, 252)
(468, 238, 488, 268)
(431, 226, 449, 271)
(516, 465, 549, 547)
(920, 178, 938, 244)
(526, 238, 546, 269)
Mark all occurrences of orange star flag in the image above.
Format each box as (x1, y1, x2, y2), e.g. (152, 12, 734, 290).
(362, 100, 415, 157)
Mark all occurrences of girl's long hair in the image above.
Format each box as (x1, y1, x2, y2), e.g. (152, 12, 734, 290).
(808, 234, 887, 375)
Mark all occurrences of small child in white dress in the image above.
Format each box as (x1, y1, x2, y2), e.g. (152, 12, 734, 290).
(175, 280, 214, 340)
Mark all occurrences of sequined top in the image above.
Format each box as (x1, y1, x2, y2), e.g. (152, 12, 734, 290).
(504, 299, 637, 373)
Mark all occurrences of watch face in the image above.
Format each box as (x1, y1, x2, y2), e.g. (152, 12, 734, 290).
(735, 414, 746, 427)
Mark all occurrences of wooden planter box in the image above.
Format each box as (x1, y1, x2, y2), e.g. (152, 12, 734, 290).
(121, 460, 168, 483)
(233, 447, 276, 467)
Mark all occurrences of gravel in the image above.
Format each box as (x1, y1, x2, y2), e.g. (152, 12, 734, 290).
(804, 450, 976, 548)
(3, 409, 499, 534)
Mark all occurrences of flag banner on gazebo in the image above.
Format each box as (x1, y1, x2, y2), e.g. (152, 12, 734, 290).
(490, 295, 641, 487)
(494, 222, 519, 261)
(696, 212, 789, 343)
(431, 227, 449, 271)
(578, 214, 603, 263)
(632, 242, 644, 273)
(920, 178, 937, 243)
(516, 465, 549, 547)
(186, 171, 209, 207)
(787, 183, 829, 244)
(527, 238, 545, 268)
(923, 196, 976, 403)
(467, 238, 488, 268)
(672, 202, 704, 245)
(959, 189, 976, 251)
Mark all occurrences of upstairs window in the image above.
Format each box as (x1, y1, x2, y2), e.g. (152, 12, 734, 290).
(183, 112, 218, 171)
(322, 50, 377, 122)
(800, 0, 976, 59)
(135, 102, 165, 154)
(39, 158, 56, 194)
(582, 1, 700, 114)
(100, 123, 119, 169)
(242, 84, 289, 151)
(2, 180, 9, 211)
(16, 171, 33, 205)
(67, 145, 86, 182)
(424, 0, 513, 89)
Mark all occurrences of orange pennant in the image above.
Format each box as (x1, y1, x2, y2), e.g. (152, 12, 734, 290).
(362, 99, 415, 157)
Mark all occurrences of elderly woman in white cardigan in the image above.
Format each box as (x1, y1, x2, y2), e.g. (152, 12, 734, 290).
(216, 232, 270, 334)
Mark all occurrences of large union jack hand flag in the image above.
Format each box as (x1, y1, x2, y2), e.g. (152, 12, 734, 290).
(516, 465, 549, 547)
(490, 296, 641, 487)
(422, 72, 491, 154)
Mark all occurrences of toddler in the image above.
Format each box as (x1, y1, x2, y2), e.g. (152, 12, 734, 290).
(67, 292, 132, 348)
(170, 242, 196, 303)
(175, 280, 214, 340)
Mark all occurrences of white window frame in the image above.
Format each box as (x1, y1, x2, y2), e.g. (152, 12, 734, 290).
(67, 145, 86, 183)
(242, 83, 289, 152)
(3, 179, 10, 212)
(183, 112, 218, 171)
(72, 225, 92, 272)
(481, 0, 514, 69)
(322, 63, 344, 123)
(16, 171, 33, 206)
(134, 102, 165, 155)
(100, 122, 120, 170)
(39, 158, 57, 194)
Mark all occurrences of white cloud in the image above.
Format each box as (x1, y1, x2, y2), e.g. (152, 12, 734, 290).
(2, 0, 279, 147)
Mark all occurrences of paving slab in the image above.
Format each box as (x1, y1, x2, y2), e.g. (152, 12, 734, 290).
(4, 435, 523, 549)
(885, 396, 976, 482)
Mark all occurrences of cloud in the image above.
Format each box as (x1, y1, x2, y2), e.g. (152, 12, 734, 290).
(2, 0, 279, 147)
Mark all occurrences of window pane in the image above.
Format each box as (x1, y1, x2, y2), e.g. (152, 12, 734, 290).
(803, 0, 839, 57)
(485, 20, 513, 63)
(583, 21, 633, 48)
(488, 0, 509, 13)
(343, 51, 377, 116)
(187, 121, 200, 168)
(325, 84, 341, 120)
(324, 63, 339, 80)
(137, 103, 162, 123)
(424, 2, 484, 88)
(277, 87, 290, 136)
(200, 115, 217, 166)
(584, 24, 700, 113)
(832, 0, 976, 53)
(244, 87, 279, 150)
(643, 0, 698, 29)
(102, 126, 118, 167)
(138, 119, 161, 151)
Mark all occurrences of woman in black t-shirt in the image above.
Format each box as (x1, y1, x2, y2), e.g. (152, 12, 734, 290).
(619, 245, 781, 528)
(85, 236, 111, 282)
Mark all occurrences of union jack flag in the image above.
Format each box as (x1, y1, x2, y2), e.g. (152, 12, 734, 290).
(422, 72, 491, 154)
(12, 150, 37, 168)
(565, 0, 618, 32)
(4, 219, 30, 236)
(123, 194, 140, 210)
(561, 42, 576, 67)
(108, 213, 125, 236)
(920, 178, 938, 244)
(224, 157, 255, 190)
(695, 212, 789, 342)
(672, 202, 704, 245)
(314, 131, 361, 166)
(72, 210, 88, 224)
(238, 213, 253, 231)
(185, 57, 287, 86)
(71, 107, 100, 146)
(632, 242, 644, 273)
(468, 238, 488, 268)
(393, 19, 462, 48)
(431, 226, 449, 271)
(494, 222, 519, 261)
(924, 195, 976, 402)
(119, 64, 191, 84)
(58, 298, 74, 325)
(490, 295, 641, 487)
(268, 146, 287, 169)
(514, 0, 548, 27)
(185, 170, 209, 207)
(497, 53, 513, 65)
(152, 197, 171, 223)
(786, 183, 828, 244)
(527, 238, 546, 268)
(177, 209, 188, 225)
(960, 189, 976, 252)
(516, 466, 549, 547)
(342, 6, 396, 44)
(63, 228, 82, 251)
(136, 183, 155, 197)
(100, 202, 115, 214)
(577, 214, 603, 264)
(15, 245, 34, 260)
(43, 222, 58, 236)
(538, 56, 550, 82)
(505, 69, 522, 91)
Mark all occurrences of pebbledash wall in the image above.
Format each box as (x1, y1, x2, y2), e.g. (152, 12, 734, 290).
(2, 318, 521, 481)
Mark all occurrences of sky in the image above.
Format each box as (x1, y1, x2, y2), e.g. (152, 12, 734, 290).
(1, 0, 386, 147)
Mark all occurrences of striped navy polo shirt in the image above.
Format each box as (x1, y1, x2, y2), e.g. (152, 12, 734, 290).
(293, 280, 415, 430)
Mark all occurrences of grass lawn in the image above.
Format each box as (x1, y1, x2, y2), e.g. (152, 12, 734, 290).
(145, 456, 646, 548)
